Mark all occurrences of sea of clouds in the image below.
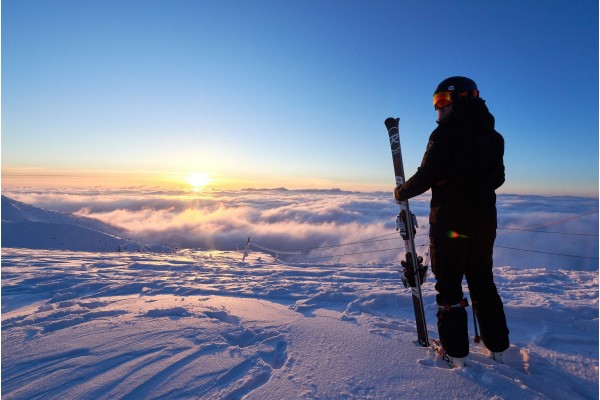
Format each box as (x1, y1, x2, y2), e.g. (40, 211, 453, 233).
(3, 187, 598, 270)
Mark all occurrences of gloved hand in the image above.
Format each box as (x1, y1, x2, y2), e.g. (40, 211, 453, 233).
(394, 186, 402, 201)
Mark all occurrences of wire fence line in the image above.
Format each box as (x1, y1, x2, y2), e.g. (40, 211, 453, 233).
(241, 209, 599, 263)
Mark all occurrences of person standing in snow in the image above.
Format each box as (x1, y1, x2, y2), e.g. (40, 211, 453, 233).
(394, 76, 510, 365)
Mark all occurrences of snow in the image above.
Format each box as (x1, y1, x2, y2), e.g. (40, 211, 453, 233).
(2, 247, 598, 399)
(1, 196, 172, 253)
(2, 195, 599, 399)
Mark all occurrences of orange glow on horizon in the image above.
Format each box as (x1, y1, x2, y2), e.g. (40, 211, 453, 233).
(1, 167, 280, 191)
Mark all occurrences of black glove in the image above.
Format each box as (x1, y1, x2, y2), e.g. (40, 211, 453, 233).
(394, 186, 402, 201)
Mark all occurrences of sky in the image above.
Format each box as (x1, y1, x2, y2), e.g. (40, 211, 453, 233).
(2, 0, 599, 196)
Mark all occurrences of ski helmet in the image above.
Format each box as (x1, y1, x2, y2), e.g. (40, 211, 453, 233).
(433, 76, 479, 110)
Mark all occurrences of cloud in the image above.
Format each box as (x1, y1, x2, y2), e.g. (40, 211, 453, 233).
(494, 194, 598, 269)
(3, 187, 597, 269)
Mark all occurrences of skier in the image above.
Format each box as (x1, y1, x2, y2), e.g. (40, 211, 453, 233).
(393, 76, 510, 367)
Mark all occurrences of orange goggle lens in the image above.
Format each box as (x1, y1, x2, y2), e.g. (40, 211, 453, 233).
(433, 91, 453, 110)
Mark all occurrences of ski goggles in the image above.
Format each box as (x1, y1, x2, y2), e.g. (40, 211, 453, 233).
(433, 89, 480, 110)
(433, 91, 453, 110)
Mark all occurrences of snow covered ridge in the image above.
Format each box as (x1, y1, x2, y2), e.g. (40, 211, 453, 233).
(1, 196, 173, 253)
(2, 248, 598, 399)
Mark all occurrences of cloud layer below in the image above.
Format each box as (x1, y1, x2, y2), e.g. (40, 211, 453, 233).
(4, 187, 598, 270)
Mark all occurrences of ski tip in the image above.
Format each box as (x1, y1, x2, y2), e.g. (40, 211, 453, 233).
(384, 117, 399, 129)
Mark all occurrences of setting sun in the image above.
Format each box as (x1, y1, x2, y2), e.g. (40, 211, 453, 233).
(187, 172, 211, 189)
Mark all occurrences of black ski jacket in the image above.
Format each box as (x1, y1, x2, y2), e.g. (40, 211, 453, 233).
(395, 99, 505, 234)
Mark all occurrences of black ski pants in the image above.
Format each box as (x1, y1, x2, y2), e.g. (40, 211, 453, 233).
(429, 223, 510, 358)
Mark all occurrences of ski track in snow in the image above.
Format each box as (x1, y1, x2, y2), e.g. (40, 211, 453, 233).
(1, 248, 598, 400)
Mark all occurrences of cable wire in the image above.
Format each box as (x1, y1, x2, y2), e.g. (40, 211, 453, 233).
(497, 227, 598, 236)
(494, 245, 599, 260)
(243, 209, 598, 263)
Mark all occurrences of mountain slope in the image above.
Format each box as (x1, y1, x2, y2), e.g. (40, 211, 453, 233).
(1, 196, 171, 253)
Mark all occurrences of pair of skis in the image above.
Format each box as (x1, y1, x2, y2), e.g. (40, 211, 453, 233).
(384, 117, 430, 348)
(385, 119, 456, 368)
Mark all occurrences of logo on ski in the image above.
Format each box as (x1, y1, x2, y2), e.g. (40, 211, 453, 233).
(389, 132, 400, 155)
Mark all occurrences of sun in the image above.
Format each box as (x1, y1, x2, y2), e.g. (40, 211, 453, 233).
(187, 172, 211, 189)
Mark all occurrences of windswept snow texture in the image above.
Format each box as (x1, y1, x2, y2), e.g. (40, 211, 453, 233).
(2, 248, 598, 400)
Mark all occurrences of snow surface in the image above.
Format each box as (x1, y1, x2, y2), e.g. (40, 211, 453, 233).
(2, 247, 598, 399)
(1, 195, 598, 399)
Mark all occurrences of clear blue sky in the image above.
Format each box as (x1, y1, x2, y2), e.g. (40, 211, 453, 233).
(2, 0, 598, 196)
